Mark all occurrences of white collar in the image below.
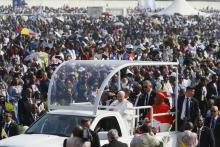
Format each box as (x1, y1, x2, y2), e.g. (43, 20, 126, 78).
(6, 120, 12, 125)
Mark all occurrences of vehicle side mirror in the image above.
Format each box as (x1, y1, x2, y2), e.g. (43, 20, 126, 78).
(23, 126, 29, 133)
(98, 131, 108, 140)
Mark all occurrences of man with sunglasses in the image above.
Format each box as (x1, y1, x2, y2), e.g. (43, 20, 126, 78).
(137, 80, 156, 119)
(204, 106, 220, 147)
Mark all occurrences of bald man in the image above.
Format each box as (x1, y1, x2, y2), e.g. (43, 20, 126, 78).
(110, 90, 134, 134)
(204, 106, 220, 147)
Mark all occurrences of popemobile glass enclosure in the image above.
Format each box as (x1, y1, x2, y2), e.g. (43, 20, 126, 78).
(48, 60, 179, 116)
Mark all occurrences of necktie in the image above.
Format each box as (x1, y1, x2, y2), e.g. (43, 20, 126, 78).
(211, 118, 215, 129)
(214, 83, 218, 96)
(197, 128, 201, 146)
(5, 124, 9, 134)
(185, 98, 190, 119)
(144, 93, 149, 106)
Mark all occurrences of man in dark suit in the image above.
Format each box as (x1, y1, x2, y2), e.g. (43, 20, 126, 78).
(177, 86, 200, 131)
(204, 106, 220, 147)
(140, 80, 156, 106)
(102, 129, 128, 147)
(18, 88, 35, 126)
(207, 74, 219, 100)
(3, 110, 19, 137)
(136, 80, 156, 119)
(81, 118, 100, 147)
(129, 83, 142, 106)
(196, 116, 215, 147)
(194, 77, 208, 117)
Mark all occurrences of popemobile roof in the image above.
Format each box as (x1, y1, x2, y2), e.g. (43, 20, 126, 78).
(48, 60, 178, 115)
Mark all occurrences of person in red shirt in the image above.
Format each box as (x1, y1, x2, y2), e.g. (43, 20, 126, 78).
(146, 92, 173, 125)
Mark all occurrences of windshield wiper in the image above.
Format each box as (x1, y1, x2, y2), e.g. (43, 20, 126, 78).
(43, 132, 68, 137)
(25, 132, 39, 134)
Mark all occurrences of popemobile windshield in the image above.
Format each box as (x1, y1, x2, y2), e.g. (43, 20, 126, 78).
(48, 60, 179, 115)
(48, 60, 120, 113)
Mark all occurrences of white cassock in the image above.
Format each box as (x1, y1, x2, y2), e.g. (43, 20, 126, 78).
(110, 99, 134, 134)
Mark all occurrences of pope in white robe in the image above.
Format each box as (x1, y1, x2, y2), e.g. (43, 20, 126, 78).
(110, 90, 134, 134)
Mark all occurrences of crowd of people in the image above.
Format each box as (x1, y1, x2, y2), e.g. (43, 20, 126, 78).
(0, 4, 219, 147)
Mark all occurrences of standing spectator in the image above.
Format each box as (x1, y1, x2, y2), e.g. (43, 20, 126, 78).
(196, 116, 215, 147)
(161, 75, 173, 96)
(177, 86, 200, 131)
(129, 83, 142, 107)
(0, 122, 7, 140)
(80, 118, 100, 147)
(102, 129, 128, 147)
(204, 106, 220, 147)
(194, 77, 208, 117)
(31, 104, 39, 122)
(207, 74, 219, 100)
(18, 88, 34, 126)
(8, 77, 22, 123)
(3, 110, 19, 137)
(39, 71, 50, 101)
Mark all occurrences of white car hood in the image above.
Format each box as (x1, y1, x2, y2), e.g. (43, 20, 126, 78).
(0, 134, 66, 147)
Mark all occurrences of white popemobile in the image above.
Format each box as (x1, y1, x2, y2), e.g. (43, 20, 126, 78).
(0, 60, 179, 147)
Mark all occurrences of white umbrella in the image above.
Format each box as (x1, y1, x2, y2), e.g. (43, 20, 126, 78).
(24, 52, 48, 61)
(114, 22, 125, 27)
(54, 31, 62, 38)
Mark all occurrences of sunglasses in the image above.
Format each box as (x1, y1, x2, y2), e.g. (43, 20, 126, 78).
(211, 110, 217, 112)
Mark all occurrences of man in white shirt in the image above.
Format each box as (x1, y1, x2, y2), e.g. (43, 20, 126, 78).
(178, 86, 200, 131)
(110, 90, 134, 134)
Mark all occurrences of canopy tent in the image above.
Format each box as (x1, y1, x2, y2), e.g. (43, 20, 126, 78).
(157, 0, 205, 16)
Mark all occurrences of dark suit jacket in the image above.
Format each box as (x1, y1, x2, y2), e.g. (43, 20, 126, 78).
(197, 126, 215, 147)
(4, 122, 19, 137)
(18, 98, 34, 126)
(194, 84, 207, 116)
(90, 129, 100, 147)
(177, 96, 200, 131)
(136, 91, 156, 119)
(204, 116, 220, 147)
(194, 83, 205, 102)
(102, 140, 128, 147)
(207, 82, 218, 99)
(139, 90, 156, 106)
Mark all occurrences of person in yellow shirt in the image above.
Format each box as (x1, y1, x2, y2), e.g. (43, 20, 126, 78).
(0, 122, 7, 140)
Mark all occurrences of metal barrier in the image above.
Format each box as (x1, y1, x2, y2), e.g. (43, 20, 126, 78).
(98, 105, 175, 134)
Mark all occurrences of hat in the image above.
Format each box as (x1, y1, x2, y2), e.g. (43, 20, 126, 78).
(156, 92, 166, 100)
(125, 44, 133, 49)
